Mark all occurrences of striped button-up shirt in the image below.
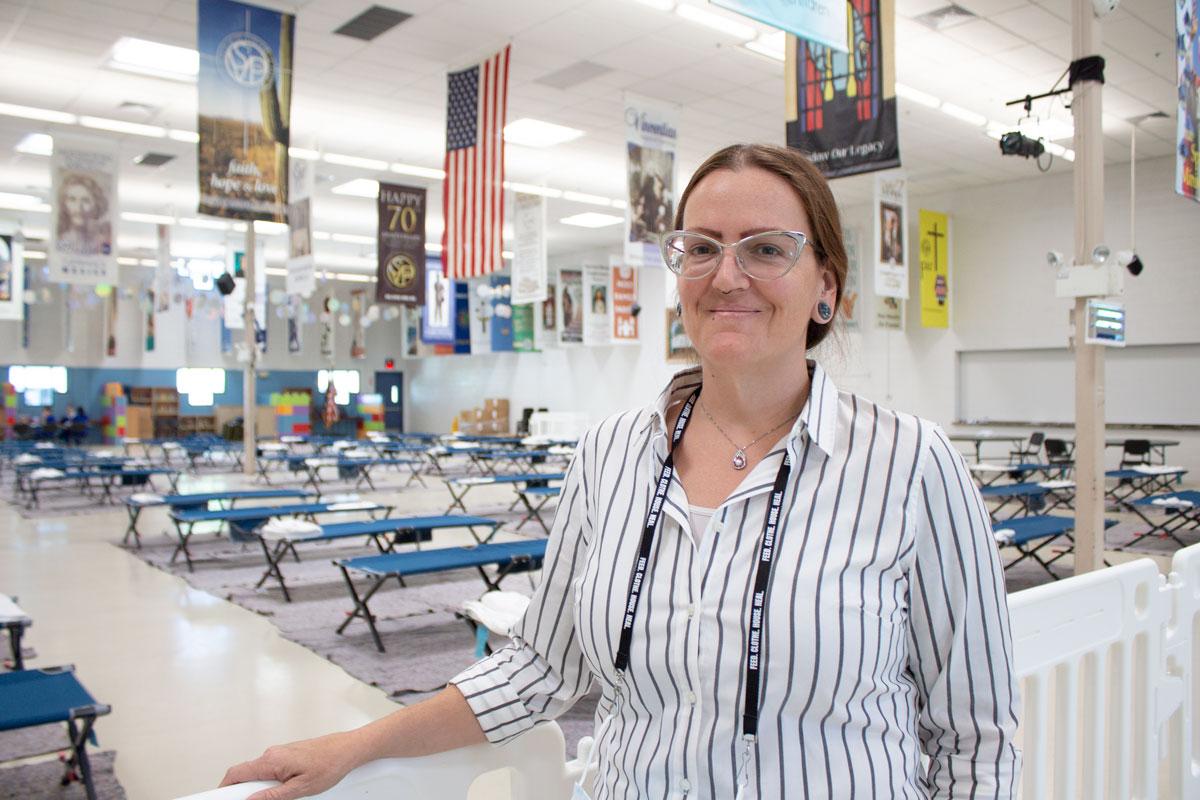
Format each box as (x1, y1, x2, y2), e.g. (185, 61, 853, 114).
(452, 362, 1020, 799)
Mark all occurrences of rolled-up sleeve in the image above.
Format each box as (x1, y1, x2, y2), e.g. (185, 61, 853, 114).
(905, 425, 1022, 798)
(449, 438, 595, 744)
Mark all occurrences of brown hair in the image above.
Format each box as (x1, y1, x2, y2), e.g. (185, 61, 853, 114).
(673, 144, 847, 349)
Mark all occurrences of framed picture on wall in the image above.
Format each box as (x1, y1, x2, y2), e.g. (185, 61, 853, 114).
(665, 309, 696, 363)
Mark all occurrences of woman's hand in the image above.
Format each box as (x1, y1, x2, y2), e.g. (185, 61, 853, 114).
(219, 730, 362, 800)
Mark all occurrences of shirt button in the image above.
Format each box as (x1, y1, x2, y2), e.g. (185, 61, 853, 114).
(680, 778, 691, 792)
(686, 691, 697, 704)
(686, 604, 696, 618)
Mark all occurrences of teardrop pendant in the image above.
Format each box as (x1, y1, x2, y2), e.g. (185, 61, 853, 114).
(732, 449, 747, 470)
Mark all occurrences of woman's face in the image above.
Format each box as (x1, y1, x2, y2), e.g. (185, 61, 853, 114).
(677, 166, 835, 371)
(65, 183, 95, 227)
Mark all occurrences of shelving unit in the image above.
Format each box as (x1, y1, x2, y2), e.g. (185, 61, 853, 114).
(178, 415, 217, 437)
(150, 387, 179, 439)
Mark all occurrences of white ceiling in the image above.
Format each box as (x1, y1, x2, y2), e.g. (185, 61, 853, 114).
(0, 0, 1179, 270)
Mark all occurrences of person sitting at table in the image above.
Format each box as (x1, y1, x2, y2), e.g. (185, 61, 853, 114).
(35, 407, 57, 441)
(62, 405, 89, 445)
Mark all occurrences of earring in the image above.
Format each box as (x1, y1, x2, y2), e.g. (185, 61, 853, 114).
(817, 301, 832, 322)
(675, 301, 682, 316)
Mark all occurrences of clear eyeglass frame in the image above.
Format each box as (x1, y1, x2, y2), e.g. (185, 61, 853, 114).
(658, 229, 812, 281)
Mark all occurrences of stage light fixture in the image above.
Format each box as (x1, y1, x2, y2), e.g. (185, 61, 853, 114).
(999, 132, 1044, 159)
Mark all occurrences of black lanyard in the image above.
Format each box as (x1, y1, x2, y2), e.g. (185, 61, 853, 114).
(614, 389, 792, 740)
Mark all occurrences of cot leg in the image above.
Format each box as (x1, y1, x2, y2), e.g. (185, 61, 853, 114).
(123, 506, 142, 548)
(6, 622, 24, 671)
(65, 716, 98, 800)
(337, 568, 388, 653)
(170, 520, 196, 572)
(256, 538, 293, 602)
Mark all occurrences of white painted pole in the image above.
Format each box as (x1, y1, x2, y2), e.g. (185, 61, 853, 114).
(243, 227, 258, 477)
(1071, 0, 1105, 574)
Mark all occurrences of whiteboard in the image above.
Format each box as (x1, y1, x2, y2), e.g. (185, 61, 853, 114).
(957, 344, 1200, 427)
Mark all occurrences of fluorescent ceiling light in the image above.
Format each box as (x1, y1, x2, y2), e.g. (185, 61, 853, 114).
(333, 272, 373, 283)
(323, 152, 388, 170)
(562, 190, 612, 207)
(0, 102, 77, 125)
(390, 162, 446, 180)
(15, 133, 53, 156)
(253, 220, 288, 235)
(288, 146, 320, 161)
(331, 178, 381, 198)
(178, 217, 229, 230)
(331, 232, 375, 244)
(107, 37, 199, 82)
(504, 118, 585, 148)
(939, 102, 986, 127)
(745, 31, 785, 61)
(1042, 142, 1076, 161)
(121, 211, 175, 225)
(674, 3, 756, 40)
(894, 83, 940, 109)
(560, 212, 624, 228)
(79, 115, 165, 137)
(504, 181, 563, 199)
(168, 129, 199, 143)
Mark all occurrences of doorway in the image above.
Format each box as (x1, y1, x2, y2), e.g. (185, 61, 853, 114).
(375, 372, 404, 432)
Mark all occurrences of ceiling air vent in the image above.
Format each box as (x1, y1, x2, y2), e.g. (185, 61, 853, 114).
(334, 6, 412, 41)
(133, 152, 175, 167)
(913, 4, 977, 31)
(534, 61, 613, 90)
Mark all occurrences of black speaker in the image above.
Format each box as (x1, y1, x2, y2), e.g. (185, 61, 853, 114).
(216, 272, 236, 295)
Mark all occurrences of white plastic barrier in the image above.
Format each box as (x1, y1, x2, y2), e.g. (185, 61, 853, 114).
(174, 721, 588, 800)
(1009, 542, 1200, 798)
(178, 546, 1200, 800)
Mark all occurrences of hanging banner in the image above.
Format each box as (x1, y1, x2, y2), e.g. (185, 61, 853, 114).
(197, 0, 294, 221)
(611, 263, 639, 344)
(1178, 0, 1199, 202)
(623, 93, 679, 268)
(558, 269, 583, 346)
(541, 277, 557, 336)
(422, 259, 454, 344)
(712, 0, 847, 52)
(402, 305, 421, 358)
(785, 0, 900, 178)
(144, 289, 156, 352)
(875, 296, 903, 330)
(468, 280, 492, 355)
(286, 294, 302, 353)
(874, 172, 908, 298)
(452, 281, 472, 354)
(155, 224, 172, 312)
(350, 290, 366, 360)
(841, 225, 862, 330)
(319, 296, 335, 360)
(49, 139, 118, 285)
(286, 197, 315, 297)
(490, 275, 514, 353)
(583, 265, 611, 347)
(105, 290, 119, 357)
(0, 233, 24, 322)
(512, 304, 535, 352)
(511, 192, 548, 304)
(918, 209, 949, 329)
(376, 183, 425, 305)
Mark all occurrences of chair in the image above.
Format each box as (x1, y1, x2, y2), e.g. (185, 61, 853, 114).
(12, 422, 32, 441)
(1120, 439, 1152, 468)
(1009, 432, 1045, 463)
(1044, 438, 1071, 464)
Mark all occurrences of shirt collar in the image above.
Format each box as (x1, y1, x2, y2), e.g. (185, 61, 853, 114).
(643, 360, 840, 459)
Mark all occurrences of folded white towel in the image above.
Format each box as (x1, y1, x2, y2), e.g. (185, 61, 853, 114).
(30, 467, 65, 480)
(343, 449, 375, 459)
(14, 454, 40, 465)
(323, 493, 361, 503)
(1151, 497, 1195, 509)
(456, 477, 496, 486)
(261, 518, 323, 540)
(259, 443, 288, 451)
(34, 442, 54, 449)
(305, 457, 337, 467)
(548, 446, 575, 456)
(993, 529, 1014, 545)
(130, 492, 165, 505)
(331, 441, 355, 451)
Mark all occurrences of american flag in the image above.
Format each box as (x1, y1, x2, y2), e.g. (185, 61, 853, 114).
(442, 45, 510, 280)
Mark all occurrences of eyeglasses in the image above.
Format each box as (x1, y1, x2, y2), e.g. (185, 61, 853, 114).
(659, 230, 812, 281)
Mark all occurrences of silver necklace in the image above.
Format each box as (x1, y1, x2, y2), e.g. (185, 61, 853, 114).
(698, 399, 798, 470)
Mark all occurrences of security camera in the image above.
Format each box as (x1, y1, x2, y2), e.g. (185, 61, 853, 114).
(630, 302, 642, 318)
(1092, 0, 1119, 17)
(1117, 250, 1144, 276)
(1046, 251, 1065, 269)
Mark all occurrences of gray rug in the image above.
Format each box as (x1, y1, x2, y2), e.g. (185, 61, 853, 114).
(0, 750, 124, 800)
(0, 725, 68, 763)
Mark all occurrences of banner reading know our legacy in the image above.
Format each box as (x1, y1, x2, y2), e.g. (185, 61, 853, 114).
(1177, 0, 1199, 202)
(49, 139, 118, 285)
(918, 209, 949, 328)
(0, 233, 24, 322)
(624, 93, 679, 268)
(377, 183, 425, 305)
(874, 172, 908, 299)
(197, 0, 294, 222)
(785, 0, 900, 178)
(511, 192, 547, 304)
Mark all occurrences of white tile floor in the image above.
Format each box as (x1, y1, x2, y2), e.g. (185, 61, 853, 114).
(0, 469, 509, 800)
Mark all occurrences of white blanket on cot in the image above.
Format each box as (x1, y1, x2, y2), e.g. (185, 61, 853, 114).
(548, 446, 575, 456)
(30, 467, 65, 480)
(970, 463, 1010, 473)
(343, 449, 375, 459)
(1038, 480, 1075, 489)
(992, 528, 1015, 545)
(1133, 465, 1184, 475)
(259, 442, 288, 452)
(14, 454, 40, 465)
(1151, 497, 1196, 509)
(461, 591, 531, 636)
(130, 492, 165, 505)
(261, 518, 323, 540)
(0, 595, 30, 625)
(305, 457, 338, 467)
(326, 501, 376, 512)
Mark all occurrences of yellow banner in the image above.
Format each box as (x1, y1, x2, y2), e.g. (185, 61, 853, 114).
(918, 209, 949, 328)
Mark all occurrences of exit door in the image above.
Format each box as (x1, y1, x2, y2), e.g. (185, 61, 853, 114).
(375, 372, 404, 432)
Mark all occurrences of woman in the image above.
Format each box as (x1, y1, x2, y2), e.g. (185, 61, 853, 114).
(221, 144, 1020, 799)
(56, 173, 112, 256)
